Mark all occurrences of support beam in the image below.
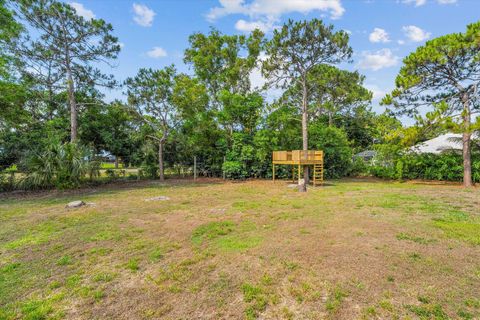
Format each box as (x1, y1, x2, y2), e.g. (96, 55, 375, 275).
(272, 164, 275, 183)
(313, 165, 316, 186)
(297, 164, 301, 184)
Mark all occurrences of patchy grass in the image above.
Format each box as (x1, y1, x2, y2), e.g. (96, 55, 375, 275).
(396, 232, 436, 244)
(241, 283, 268, 319)
(433, 220, 480, 245)
(191, 221, 235, 245)
(326, 285, 349, 316)
(0, 178, 479, 319)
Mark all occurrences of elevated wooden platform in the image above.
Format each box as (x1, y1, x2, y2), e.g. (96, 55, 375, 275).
(272, 150, 324, 185)
(272, 150, 323, 165)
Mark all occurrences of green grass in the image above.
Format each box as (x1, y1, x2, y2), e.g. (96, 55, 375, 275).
(432, 210, 480, 245)
(21, 299, 54, 320)
(100, 162, 124, 169)
(56, 255, 73, 266)
(405, 303, 448, 319)
(92, 272, 115, 282)
(126, 258, 140, 271)
(433, 221, 480, 245)
(216, 235, 262, 251)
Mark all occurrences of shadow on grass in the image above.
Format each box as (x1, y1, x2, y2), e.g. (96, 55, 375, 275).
(0, 177, 225, 202)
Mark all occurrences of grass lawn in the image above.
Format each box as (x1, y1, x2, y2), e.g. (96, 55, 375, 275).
(0, 178, 479, 319)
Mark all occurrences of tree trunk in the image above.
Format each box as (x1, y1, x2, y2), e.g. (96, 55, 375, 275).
(67, 70, 78, 142)
(299, 78, 308, 192)
(158, 140, 165, 181)
(328, 112, 333, 127)
(462, 95, 472, 187)
(114, 156, 119, 169)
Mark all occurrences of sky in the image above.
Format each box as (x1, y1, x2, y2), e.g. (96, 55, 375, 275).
(64, 0, 480, 123)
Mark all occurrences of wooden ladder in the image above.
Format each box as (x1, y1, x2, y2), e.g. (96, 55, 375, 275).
(313, 163, 324, 186)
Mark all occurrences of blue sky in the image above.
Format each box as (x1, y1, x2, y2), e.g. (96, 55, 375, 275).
(66, 0, 480, 121)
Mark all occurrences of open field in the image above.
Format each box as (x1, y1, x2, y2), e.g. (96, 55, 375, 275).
(1, 179, 479, 319)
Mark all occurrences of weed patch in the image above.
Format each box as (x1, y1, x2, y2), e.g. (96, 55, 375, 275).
(191, 221, 235, 245)
(396, 233, 435, 244)
(242, 283, 268, 320)
(326, 285, 349, 316)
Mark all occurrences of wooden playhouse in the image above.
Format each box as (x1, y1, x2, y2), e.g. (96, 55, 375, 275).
(272, 150, 324, 186)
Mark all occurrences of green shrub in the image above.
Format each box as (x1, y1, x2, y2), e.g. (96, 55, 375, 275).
(127, 173, 138, 180)
(222, 160, 247, 179)
(369, 165, 396, 179)
(223, 133, 255, 180)
(19, 141, 99, 190)
(369, 151, 480, 182)
(140, 144, 158, 179)
(105, 169, 116, 179)
(350, 157, 369, 177)
(309, 125, 353, 178)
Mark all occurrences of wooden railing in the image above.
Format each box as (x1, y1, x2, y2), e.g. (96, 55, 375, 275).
(272, 150, 323, 162)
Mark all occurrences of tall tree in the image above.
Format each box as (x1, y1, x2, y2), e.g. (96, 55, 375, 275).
(125, 66, 177, 181)
(262, 19, 352, 191)
(79, 100, 136, 168)
(15, 0, 120, 142)
(382, 21, 480, 187)
(183, 28, 265, 170)
(307, 65, 371, 126)
(184, 28, 264, 101)
(172, 73, 224, 171)
(101, 102, 136, 169)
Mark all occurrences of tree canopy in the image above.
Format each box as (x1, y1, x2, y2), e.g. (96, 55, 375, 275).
(0, 0, 478, 190)
(15, 0, 121, 142)
(262, 18, 352, 191)
(383, 21, 480, 186)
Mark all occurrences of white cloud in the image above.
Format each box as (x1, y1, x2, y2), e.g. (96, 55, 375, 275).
(402, 25, 431, 42)
(235, 19, 276, 32)
(401, 0, 456, 6)
(357, 49, 399, 71)
(401, 0, 427, 6)
(146, 47, 167, 58)
(369, 28, 390, 43)
(70, 2, 95, 19)
(207, 0, 345, 32)
(133, 3, 155, 27)
(397, 39, 405, 45)
(249, 67, 265, 89)
(365, 84, 388, 101)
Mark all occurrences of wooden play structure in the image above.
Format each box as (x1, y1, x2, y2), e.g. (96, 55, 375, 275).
(272, 150, 324, 186)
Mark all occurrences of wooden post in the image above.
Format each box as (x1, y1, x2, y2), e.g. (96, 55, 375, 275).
(272, 164, 275, 183)
(194, 156, 197, 181)
(313, 165, 316, 186)
(298, 164, 301, 184)
(223, 156, 226, 180)
(292, 165, 294, 183)
(9, 171, 14, 187)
